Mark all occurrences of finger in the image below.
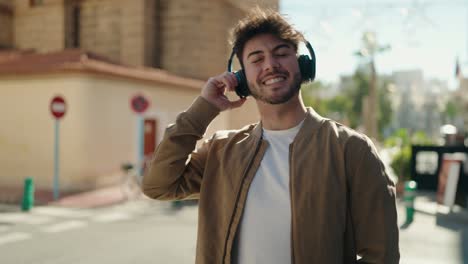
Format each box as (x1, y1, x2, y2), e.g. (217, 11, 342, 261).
(226, 73, 238, 91)
(228, 98, 247, 109)
(208, 77, 223, 91)
(221, 74, 235, 91)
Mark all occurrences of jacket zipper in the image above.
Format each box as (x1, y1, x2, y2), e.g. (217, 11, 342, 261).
(222, 135, 263, 263)
(289, 143, 296, 264)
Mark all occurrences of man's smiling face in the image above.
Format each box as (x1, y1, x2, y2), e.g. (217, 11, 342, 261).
(242, 33, 302, 105)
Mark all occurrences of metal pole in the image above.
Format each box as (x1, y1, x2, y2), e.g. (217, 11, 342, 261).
(53, 119, 60, 200)
(137, 115, 145, 176)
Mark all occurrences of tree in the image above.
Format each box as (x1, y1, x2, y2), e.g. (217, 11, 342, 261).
(354, 31, 390, 139)
(443, 101, 458, 123)
(301, 81, 332, 116)
(346, 69, 369, 129)
(301, 68, 393, 140)
(378, 80, 393, 138)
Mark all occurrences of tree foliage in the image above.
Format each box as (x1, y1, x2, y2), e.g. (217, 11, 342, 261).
(384, 129, 433, 181)
(443, 101, 458, 123)
(301, 67, 393, 140)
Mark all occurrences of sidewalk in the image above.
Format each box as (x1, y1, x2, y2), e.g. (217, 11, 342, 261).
(410, 191, 468, 224)
(399, 191, 468, 263)
(0, 185, 128, 211)
(49, 185, 127, 208)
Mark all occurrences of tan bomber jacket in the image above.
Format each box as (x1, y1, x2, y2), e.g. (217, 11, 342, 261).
(142, 96, 400, 264)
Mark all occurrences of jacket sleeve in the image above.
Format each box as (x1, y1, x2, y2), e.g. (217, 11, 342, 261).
(346, 136, 400, 264)
(141, 96, 220, 201)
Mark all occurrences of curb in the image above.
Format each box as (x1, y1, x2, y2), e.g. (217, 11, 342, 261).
(0, 185, 127, 210)
(409, 196, 468, 223)
(50, 186, 126, 209)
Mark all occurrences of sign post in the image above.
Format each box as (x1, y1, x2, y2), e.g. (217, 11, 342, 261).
(50, 96, 67, 200)
(130, 94, 150, 176)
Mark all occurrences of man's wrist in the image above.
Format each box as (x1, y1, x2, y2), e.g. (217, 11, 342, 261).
(183, 96, 221, 132)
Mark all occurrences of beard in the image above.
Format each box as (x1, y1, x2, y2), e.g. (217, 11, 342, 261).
(247, 72, 302, 105)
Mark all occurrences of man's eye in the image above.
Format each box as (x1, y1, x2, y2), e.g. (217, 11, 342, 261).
(251, 58, 263, 63)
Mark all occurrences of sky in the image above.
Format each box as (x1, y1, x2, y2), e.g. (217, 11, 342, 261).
(280, 0, 466, 88)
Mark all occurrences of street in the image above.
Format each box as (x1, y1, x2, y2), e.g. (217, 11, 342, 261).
(398, 196, 468, 264)
(0, 197, 467, 263)
(0, 200, 198, 264)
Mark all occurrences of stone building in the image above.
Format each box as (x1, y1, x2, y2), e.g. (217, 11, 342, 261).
(0, 0, 278, 200)
(1, 0, 278, 79)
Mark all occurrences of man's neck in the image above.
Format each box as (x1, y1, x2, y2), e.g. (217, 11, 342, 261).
(257, 95, 307, 130)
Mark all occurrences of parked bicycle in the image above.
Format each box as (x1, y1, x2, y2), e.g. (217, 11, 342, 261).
(120, 162, 143, 201)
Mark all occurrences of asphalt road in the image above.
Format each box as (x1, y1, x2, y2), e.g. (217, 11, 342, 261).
(0, 198, 467, 263)
(0, 200, 198, 264)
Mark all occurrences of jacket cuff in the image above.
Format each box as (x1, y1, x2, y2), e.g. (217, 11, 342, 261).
(184, 96, 220, 132)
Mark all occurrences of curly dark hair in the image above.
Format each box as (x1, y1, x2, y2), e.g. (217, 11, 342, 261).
(230, 8, 304, 63)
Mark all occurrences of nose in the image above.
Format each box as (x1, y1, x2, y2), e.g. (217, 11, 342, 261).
(264, 55, 280, 72)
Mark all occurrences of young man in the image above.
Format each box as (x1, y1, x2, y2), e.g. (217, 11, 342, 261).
(142, 9, 400, 264)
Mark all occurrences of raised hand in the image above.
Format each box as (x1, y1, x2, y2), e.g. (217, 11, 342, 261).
(201, 72, 247, 111)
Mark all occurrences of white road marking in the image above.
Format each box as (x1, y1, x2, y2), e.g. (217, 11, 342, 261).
(0, 213, 53, 225)
(41, 220, 88, 233)
(0, 226, 10, 232)
(92, 212, 132, 223)
(0, 232, 32, 246)
(32, 207, 93, 218)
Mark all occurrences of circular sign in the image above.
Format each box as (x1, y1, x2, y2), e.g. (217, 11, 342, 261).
(50, 96, 67, 119)
(130, 94, 150, 114)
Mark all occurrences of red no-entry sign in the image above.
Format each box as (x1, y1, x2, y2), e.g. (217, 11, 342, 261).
(130, 94, 150, 114)
(50, 96, 67, 119)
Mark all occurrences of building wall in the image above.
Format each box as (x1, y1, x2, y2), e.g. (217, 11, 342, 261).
(14, 0, 65, 52)
(143, 0, 162, 67)
(79, 0, 124, 62)
(12, 0, 150, 66)
(226, 0, 278, 12)
(11, 0, 278, 79)
(0, 0, 13, 49)
(65, 0, 161, 67)
(0, 73, 87, 190)
(0, 72, 228, 191)
(160, 0, 241, 80)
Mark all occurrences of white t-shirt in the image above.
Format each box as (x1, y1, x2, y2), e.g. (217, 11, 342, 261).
(232, 120, 304, 264)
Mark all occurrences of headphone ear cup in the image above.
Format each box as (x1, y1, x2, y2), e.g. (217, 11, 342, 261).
(298, 55, 316, 82)
(234, 70, 250, 98)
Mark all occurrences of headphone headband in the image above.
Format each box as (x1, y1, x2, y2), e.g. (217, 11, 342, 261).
(304, 41, 316, 68)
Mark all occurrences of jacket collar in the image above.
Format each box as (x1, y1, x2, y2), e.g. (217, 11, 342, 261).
(250, 107, 326, 141)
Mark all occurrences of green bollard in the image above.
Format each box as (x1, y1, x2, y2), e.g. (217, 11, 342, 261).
(21, 177, 35, 212)
(172, 200, 182, 210)
(404, 180, 417, 224)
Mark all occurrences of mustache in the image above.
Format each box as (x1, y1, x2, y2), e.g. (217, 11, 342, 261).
(258, 70, 289, 82)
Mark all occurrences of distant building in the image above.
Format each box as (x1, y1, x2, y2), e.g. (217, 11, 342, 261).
(337, 68, 451, 140)
(391, 70, 452, 140)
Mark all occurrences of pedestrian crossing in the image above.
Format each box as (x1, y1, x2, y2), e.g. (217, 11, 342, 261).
(0, 199, 170, 247)
(0, 232, 32, 246)
(41, 220, 88, 233)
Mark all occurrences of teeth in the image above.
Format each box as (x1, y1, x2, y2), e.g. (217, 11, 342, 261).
(264, 77, 285, 85)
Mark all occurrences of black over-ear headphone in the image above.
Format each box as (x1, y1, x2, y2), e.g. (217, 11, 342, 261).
(227, 40, 316, 98)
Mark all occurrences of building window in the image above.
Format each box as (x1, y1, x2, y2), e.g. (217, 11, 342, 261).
(65, 1, 81, 48)
(29, 0, 44, 7)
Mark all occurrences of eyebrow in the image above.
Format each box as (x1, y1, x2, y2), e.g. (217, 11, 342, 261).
(246, 44, 292, 60)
